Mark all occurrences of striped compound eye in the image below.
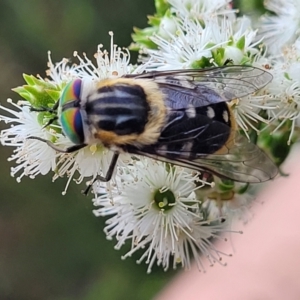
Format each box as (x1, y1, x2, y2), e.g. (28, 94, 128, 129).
(59, 79, 85, 145)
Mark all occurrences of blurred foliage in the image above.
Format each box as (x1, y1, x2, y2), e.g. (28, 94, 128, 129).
(236, 0, 266, 15)
(0, 0, 265, 299)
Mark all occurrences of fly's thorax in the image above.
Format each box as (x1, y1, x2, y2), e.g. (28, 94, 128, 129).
(133, 78, 167, 147)
(77, 80, 101, 145)
(83, 77, 167, 148)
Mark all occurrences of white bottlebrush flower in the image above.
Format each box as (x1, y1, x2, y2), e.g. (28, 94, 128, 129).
(93, 158, 232, 272)
(198, 179, 256, 224)
(145, 17, 223, 70)
(46, 52, 78, 86)
(0, 33, 136, 192)
(131, 217, 233, 273)
(264, 42, 300, 144)
(47, 32, 140, 84)
(123, 216, 233, 273)
(144, 14, 260, 70)
(0, 100, 117, 193)
(0, 100, 57, 181)
(52, 142, 118, 195)
(229, 88, 275, 138)
(257, 0, 300, 55)
(70, 31, 144, 80)
(168, 0, 235, 20)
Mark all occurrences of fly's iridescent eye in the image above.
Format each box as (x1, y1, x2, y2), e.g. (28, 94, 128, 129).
(59, 79, 85, 145)
(60, 79, 82, 106)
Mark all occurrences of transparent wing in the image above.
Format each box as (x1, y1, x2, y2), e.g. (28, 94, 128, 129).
(186, 134, 278, 183)
(128, 133, 278, 184)
(126, 66, 272, 106)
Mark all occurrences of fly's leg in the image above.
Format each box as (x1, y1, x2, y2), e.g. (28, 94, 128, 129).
(27, 136, 87, 153)
(82, 152, 119, 195)
(27, 136, 119, 195)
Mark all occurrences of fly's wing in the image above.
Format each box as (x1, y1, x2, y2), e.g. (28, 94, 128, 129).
(130, 134, 278, 183)
(125, 107, 278, 183)
(192, 134, 278, 182)
(125, 66, 272, 107)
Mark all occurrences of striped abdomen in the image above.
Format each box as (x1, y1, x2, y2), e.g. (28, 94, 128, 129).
(85, 83, 150, 135)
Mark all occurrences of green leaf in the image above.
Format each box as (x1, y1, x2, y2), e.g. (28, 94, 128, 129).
(131, 27, 158, 50)
(45, 89, 61, 102)
(218, 179, 234, 192)
(236, 35, 245, 50)
(237, 183, 249, 194)
(23, 73, 36, 85)
(190, 56, 211, 69)
(154, 0, 170, 16)
(212, 47, 225, 66)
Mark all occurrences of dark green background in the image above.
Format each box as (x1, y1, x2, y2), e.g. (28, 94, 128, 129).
(0, 1, 265, 299)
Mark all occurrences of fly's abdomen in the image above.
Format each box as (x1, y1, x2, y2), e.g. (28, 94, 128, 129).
(161, 103, 233, 158)
(129, 102, 233, 160)
(86, 83, 150, 135)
